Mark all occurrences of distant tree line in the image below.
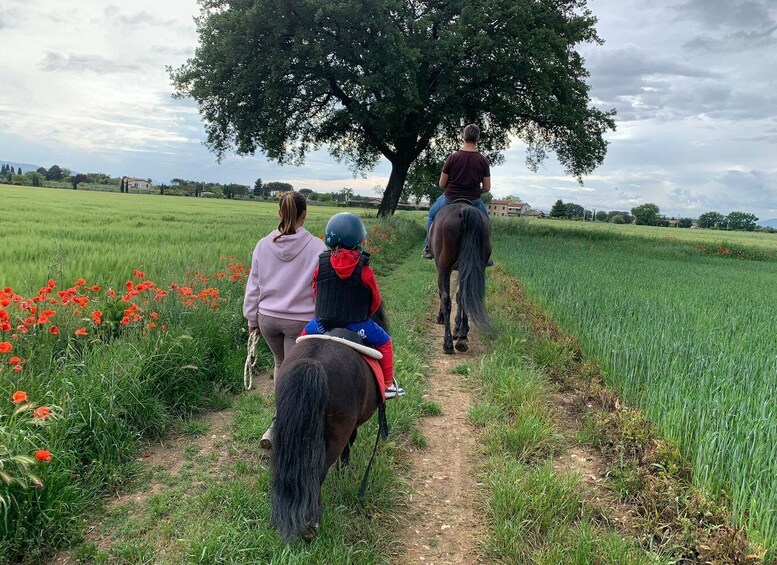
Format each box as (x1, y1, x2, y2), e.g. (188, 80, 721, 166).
(547, 199, 762, 232)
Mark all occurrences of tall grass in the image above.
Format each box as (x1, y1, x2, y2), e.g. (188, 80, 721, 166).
(493, 219, 777, 552)
(0, 183, 424, 561)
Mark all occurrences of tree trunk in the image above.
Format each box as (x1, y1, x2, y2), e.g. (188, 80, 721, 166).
(378, 160, 411, 217)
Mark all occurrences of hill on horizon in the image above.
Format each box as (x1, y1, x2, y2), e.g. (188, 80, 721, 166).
(0, 160, 43, 173)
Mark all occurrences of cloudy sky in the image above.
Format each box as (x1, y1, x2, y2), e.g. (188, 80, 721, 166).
(1, 0, 776, 219)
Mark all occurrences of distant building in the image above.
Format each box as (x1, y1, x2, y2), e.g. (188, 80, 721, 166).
(521, 209, 546, 218)
(126, 177, 154, 190)
(487, 199, 531, 217)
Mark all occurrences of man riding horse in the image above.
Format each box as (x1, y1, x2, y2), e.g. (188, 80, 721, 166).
(422, 123, 492, 263)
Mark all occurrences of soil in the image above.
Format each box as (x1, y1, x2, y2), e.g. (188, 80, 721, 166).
(396, 313, 487, 564)
(49, 371, 274, 565)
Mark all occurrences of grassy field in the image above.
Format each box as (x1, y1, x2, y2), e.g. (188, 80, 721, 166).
(524, 217, 777, 252)
(0, 183, 426, 561)
(0, 184, 336, 292)
(492, 218, 777, 553)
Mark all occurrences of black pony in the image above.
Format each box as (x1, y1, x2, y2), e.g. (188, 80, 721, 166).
(270, 306, 388, 542)
(429, 202, 493, 353)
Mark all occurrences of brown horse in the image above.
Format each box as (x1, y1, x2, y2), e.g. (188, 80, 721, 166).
(270, 307, 387, 542)
(430, 202, 494, 353)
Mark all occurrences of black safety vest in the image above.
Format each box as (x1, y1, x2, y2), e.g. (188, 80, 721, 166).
(314, 251, 373, 328)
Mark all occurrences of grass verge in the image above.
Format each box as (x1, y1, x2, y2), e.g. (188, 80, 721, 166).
(469, 265, 765, 563)
(62, 229, 436, 563)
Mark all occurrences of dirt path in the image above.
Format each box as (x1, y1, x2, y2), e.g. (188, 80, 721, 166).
(397, 315, 487, 564)
(50, 372, 275, 565)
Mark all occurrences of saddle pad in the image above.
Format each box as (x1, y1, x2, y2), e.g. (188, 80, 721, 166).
(296, 334, 383, 359)
(363, 355, 386, 404)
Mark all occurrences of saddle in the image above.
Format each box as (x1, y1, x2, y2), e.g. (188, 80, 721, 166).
(295, 331, 386, 402)
(296, 330, 383, 359)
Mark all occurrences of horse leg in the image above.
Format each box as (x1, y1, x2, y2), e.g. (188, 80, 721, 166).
(456, 310, 470, 352)
(454, 284, 469, 351)
(453, 285, 463, 339)
(339, 429, 358, 468)
(439, 269, 454, 354)
(437, 288, 445, 324)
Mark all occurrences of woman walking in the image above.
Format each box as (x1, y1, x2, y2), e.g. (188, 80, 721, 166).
(243, 191, 326, 448)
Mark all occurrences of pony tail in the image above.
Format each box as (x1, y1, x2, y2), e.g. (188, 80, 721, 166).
(274, 193, 300, 242)
(271, 359, 329, 541)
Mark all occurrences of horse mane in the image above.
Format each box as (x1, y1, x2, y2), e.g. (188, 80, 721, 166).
(370, 300, 389, 332)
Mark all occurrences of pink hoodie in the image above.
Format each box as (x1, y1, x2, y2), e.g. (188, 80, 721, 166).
(243, 228, 326, 326)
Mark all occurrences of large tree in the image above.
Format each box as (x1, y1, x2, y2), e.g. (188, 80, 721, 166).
(631, 203, 660, 226)
(171, 0, 615, 216)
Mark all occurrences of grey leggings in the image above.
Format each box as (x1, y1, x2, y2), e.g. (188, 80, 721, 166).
(257, 313, 307, 393)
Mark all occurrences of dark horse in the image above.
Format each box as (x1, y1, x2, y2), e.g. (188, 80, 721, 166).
(270, 307, 388, 542)
(430, 202, 493, 353)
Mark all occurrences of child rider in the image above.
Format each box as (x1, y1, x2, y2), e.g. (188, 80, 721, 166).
(301, 212, 405, 399)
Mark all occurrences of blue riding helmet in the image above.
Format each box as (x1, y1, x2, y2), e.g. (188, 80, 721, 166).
(324, 213, 367, 249)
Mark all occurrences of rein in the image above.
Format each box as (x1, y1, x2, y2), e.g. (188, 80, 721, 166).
(357, 402, 389, 501)
(244, 331, 262, 390)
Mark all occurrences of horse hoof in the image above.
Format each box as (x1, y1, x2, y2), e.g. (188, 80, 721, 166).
(301, 522, 319, 542)
(436, 315, 444, 324)
(443, 346, 455, 355)
(455, 340, 469, 352)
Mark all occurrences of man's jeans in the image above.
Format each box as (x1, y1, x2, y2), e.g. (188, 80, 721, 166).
(424, 195, 490, 246)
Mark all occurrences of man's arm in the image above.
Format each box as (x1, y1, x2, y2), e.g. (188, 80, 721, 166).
(439, 171, 449, 189)
(481, 176, 491, 194)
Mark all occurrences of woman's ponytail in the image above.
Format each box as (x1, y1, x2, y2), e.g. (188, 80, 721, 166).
(273, 191, 307, 242)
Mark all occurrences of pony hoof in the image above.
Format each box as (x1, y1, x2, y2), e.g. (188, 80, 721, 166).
(455, 340, 469, 352)
(301, 522, 319, 542)
(443, 346, 455, 355)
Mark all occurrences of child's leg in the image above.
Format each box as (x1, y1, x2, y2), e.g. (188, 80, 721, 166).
(348, 319, 394, 386)
(301, 317, 325, 336)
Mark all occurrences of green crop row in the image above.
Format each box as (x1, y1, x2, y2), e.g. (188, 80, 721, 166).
(492, 219, 777, 554)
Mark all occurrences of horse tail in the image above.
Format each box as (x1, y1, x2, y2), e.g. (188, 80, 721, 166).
(457, 206, 494, 335)
(271, 359, 328, 541)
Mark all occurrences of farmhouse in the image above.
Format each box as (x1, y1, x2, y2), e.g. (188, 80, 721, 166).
(486, 199, 531, 217)
(126, 177, 154, 190)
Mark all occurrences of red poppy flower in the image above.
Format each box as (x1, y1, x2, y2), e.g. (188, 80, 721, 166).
(35, 450, 52, 462)
(0, 342, 12, 354)
(33, 406, 51, 419)
(121, 316, 130, 325)
(0, 299, 9, 307)
(12, 364, 22, 373)
(74, 328, 88, 336)
(91, 285, 101, 291)
(91, 311, 103, 325)
(12, 390, 27, 404)
(0, 323, 10, 332)
(50, 326, 60, 335)
(75, 278, 86, 286)
(9, 356, 21, 365)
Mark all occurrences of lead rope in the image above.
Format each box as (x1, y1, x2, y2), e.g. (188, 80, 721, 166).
(244, 331, 261, 390)
(358, 402, 389, 501)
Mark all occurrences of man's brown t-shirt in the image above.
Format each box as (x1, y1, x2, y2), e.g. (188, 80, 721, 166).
(442, 150, 491, 200)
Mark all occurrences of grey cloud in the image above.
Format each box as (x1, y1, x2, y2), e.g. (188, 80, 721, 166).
(102, 6, 175, 28)
(588, 44, 718, 80)
(685, 25, 777, 52)
(40, 52, 141, 74)
(675, 0, 776, 31)
(150, 45, 194, 56)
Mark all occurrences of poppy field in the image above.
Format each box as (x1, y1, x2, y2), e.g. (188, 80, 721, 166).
(492, 218, 777, 554)
(0, 184, 423, 561)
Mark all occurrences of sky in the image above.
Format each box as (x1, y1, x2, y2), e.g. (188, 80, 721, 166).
(1, 0, 776, 219)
